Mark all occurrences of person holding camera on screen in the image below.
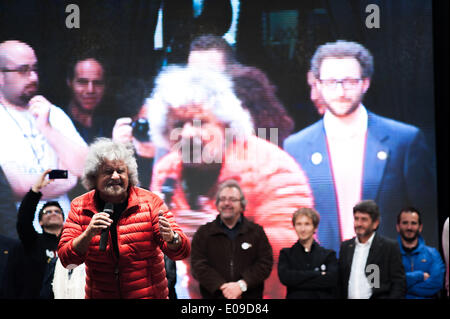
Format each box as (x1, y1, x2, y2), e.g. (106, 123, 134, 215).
(111, 78, 157, 190)
(4, 169, 64, 298)
(0, 40, 88, 222)
(57, 138, 190, 299)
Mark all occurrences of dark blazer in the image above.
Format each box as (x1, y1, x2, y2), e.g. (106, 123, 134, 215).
(278, 240, 338, 299)
(283, 111, 437, 253)
(338, 233, 406, 299)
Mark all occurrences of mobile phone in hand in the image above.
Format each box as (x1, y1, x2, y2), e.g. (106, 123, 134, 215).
(48, 169, 68, 179)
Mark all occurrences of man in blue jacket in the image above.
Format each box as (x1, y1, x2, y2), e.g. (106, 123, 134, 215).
(284, 40, 437, 254)
(396, 207, 445, 298)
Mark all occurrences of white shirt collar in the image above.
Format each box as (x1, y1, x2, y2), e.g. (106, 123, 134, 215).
(355, 231, 376, 246)
(323, 104, 368, 140)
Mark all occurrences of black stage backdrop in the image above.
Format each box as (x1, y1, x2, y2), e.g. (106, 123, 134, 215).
(0, 0, 438, 137)
(1, 0, 445, 243)
(0, 0, 448, 302)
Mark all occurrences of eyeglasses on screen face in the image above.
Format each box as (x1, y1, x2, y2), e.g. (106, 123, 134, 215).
(218, 197, 241, 203)
(1, 64, 38, 76)
(318, 78, 363, 90)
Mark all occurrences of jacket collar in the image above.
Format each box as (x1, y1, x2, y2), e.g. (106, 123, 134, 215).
(397, 234, 425, 255)
(294, 239, 319, 252)
(218, 214, 243, 229)
(210, 214, 250, 235)
(81, 186, 140, 216)
(42, 230, 59, 241)
(305, 109, 384, 144)
(323, 104, 368, 140)
(366, 232, 383, 266)
(362, 112, 390, 201)
(346, 232, 381, 268)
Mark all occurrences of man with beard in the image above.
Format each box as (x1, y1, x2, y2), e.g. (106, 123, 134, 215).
(57, 138, 190, 298)
(396, 207, 445, 299)
(284, 40, 437, 254)
(0, 40, 88, 227)
(338, 200, 405, 299)
(191, 180, 273, 299)
(148, 65, 313, 298)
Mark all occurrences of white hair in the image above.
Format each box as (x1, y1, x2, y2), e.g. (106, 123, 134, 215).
(82, 138, 139, 190)
(145, 65, 254, 149)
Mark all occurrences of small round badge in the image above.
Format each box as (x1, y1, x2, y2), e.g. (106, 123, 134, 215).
(311, 152, 323, 165)
(377, 151, 388, 160)
(241, 242, 252, 250)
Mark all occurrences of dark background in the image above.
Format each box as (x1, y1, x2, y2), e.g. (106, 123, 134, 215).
(0, 0, 447, 249)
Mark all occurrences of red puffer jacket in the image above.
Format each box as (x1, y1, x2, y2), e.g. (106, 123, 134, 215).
(58, 186, 190, 299)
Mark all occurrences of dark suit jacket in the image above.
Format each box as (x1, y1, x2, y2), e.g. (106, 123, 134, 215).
(283, 111, 437, 253)
(338, 233, 406, 299)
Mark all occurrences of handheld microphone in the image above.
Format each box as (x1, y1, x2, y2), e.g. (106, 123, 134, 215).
(161, 178, 176, 207)
(99, 202, 114, 251)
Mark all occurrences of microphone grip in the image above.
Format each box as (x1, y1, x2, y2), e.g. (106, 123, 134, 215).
(99, 228, 108, 251)
(99, 202, 114, 252)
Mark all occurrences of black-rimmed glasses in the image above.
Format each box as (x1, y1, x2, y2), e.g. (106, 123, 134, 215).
(318, 78, 363, 90)
(218, 197, 241, 203)
(1, 64, 38, 76)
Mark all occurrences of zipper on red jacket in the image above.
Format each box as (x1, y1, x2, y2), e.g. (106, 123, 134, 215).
(114, 264, 122, 298)
(107, 229, 122, 298)
(110, 204, 125, 298)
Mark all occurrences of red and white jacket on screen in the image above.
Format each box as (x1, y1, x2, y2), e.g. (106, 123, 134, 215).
(151, 135, 314, 298)
(152, 135, 314, 258)
(57, 186, 190, 299)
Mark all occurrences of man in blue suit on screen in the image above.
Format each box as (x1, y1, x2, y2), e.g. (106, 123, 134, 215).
(284, 40, 437, 254)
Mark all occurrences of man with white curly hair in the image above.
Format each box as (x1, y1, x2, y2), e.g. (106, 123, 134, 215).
(147, 66, 314, 299)
(58, 138, 190, 298)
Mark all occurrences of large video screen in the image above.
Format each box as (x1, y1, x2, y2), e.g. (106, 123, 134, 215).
(0, 0, 442, 299)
